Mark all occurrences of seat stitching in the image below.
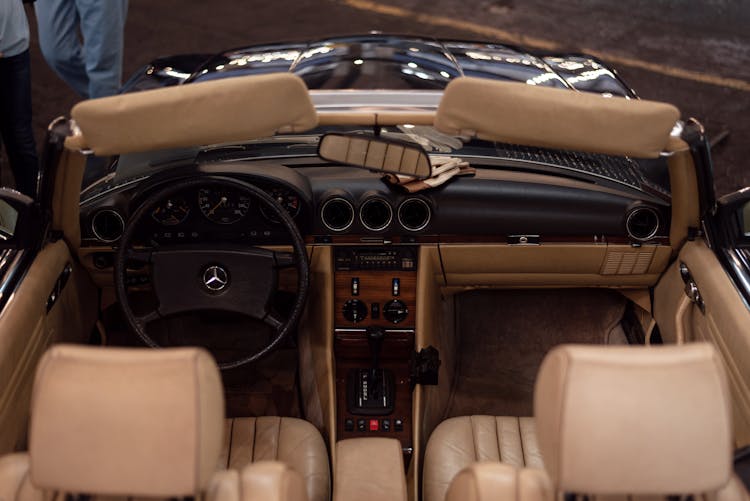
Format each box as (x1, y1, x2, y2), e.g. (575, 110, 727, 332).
(275, 417, 281, 460)
(251, 417, 258, 462)
(470, 416, 478, 460)
(518, 418, 526, 466)
(226, 418, 235, 469)
(495, 417, 503, 462)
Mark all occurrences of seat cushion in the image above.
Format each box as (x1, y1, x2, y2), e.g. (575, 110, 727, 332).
(424, 416, 543, 501)
(221, 417, 329, 501)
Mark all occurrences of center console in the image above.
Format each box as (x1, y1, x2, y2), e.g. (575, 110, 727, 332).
(333, 246, 417, 454)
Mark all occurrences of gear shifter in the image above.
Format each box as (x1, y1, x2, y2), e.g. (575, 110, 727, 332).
(346, 326, 395, 416)
(367, 326, 386, 382)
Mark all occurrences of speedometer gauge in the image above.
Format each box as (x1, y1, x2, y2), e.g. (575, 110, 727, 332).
(151, 197, 190, 226)
(198, 188, 251, 224)
(260, 187, 301, 223)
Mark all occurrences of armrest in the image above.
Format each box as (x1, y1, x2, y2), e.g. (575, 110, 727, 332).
(333, 438, 406, 501)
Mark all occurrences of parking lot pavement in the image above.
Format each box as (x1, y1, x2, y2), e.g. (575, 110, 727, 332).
(16, 0, 750, 195)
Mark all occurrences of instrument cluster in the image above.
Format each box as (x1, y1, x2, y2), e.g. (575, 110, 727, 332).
(86, 182, 305, 246)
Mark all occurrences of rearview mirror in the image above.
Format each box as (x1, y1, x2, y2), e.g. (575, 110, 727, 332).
(318, 133, 432, 179)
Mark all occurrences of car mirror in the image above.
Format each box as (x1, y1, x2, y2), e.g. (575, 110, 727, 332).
(0, 199, 19, 241)
(0, 188, 38, 249)
(318, 133, 432, 179)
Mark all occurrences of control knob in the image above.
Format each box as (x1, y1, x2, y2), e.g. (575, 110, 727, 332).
(343, 299, 368, 323)
(383, 300, 408, 324)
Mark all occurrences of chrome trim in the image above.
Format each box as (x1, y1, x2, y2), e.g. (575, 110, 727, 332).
(334, 328, 415, 334)
(397, 198, 431, 232)
(725, 248, 750, 311)
(359, 197, 393, 232)
(320, 197, 355, 232)
(0, 249, 26, 309)
(91, 209, 125, 243)
(80, 175, 150, 206)
(625, 206, 660, 242)
(310, 90, 442, 110)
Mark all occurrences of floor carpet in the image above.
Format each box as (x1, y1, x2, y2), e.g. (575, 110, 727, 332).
(445, 289, 627, 418)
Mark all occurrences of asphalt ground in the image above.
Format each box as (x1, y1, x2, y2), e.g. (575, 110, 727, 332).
(9, 0, 750, 196)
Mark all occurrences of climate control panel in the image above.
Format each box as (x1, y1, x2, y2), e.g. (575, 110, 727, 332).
(334, 246, 417, 329)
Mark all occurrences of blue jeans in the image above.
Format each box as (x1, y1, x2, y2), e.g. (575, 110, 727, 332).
(0, 50, 39, 197)
(34, 0, 128, 99)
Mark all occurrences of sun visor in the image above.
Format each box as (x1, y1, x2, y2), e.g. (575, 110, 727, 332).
(66, 73, 318, 156)
(434, 77, 680, 158)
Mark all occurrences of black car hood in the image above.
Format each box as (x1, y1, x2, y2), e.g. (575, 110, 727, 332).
(122, 34, 636, 98)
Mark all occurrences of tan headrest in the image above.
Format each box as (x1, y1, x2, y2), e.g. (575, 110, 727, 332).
(29, 345, 224, 497)
(446, 462, 552, 501)
(67, 73, 318, 155)
(534, 343, 732, 495)
(435, 77, 680, 158)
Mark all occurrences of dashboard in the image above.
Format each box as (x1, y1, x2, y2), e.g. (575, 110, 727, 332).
(80, 157, 672, 249)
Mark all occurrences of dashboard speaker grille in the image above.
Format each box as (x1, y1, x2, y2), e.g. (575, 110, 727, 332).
(601, 248, 655, 275)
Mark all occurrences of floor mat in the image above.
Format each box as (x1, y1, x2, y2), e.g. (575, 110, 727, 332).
(446, 289, 627, 418)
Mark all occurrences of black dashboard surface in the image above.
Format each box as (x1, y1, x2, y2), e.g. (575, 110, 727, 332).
(80, 158, 671, 246)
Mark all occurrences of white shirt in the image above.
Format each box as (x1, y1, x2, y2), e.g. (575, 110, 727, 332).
(0, 0, 30, 58)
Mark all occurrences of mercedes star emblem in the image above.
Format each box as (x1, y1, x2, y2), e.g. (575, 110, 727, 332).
(203, 265, 229, 292)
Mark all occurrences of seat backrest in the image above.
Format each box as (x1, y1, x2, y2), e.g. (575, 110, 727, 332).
(0, 345, 309, 501)
(534, 343, 743, 499)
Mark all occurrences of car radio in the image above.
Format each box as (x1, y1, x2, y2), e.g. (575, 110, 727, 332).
(334, 246, 417, 271)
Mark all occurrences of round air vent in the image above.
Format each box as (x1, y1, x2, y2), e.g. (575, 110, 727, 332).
(359, 197, 392, 232)
(91, 209, 125, 243)
(398, 198, 431, 232)
(626, 207, 660, 241)
(321, 197, 355, 232)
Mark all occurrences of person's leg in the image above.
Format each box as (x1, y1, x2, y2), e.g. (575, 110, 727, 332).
(76, 0, 128, 98)
(34, 0, 89, 98)
(0, 51, 39, 197)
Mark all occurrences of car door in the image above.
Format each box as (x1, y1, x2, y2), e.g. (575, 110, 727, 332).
(655, 176, 750, 449)
(0, 137, 98, 453)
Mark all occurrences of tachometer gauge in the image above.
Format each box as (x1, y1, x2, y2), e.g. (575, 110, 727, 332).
(197, 188, 251, 224)
(260, 187, 301, 223)
(151, 197, 190, 226)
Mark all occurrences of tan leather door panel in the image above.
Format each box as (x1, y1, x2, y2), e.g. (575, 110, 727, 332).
(0, 240, 97, 453)
(655, 240, 750, 447)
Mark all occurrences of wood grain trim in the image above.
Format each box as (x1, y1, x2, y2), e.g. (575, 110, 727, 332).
(334, 271, 417, 328)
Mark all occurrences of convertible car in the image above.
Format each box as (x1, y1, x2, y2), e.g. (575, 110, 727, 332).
(0, 35, 748, 501)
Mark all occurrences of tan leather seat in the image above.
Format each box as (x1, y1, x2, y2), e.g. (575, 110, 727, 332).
(0, 345, 309, 501)
(534, 343, 747, 500)
(423, 416, 543, 501)
(222, 416, 330, 501)
(445, 462, 552, 501)
(433, 344, 750, 501)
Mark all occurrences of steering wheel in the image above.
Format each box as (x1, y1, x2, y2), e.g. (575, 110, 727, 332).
(114, 175, 309, 369)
